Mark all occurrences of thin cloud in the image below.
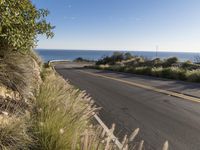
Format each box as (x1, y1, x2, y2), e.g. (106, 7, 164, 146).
(63, 16, 76, 20)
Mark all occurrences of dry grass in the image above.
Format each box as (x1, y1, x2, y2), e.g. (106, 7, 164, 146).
(32, 69, 98, 149)
(0, 50, 42, 150)
(0, 50, 42, 100)
(0, 113, 32, 150)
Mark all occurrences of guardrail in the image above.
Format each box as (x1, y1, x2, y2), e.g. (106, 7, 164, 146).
(94, 114, 123, 149)
(48, 59, 71, 65)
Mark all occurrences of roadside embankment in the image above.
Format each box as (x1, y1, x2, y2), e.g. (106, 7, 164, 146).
(0, 51, 108, 149)
(0, 50, 42, 149)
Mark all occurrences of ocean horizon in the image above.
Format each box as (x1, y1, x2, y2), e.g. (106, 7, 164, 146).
(36, 49, 200, 62)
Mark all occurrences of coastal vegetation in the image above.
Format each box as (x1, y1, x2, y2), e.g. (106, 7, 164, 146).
(94, 52, 200, 82)
(74, 57, 95, 62)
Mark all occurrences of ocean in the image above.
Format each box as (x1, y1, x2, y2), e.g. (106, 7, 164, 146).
(36, 49, 200, 62)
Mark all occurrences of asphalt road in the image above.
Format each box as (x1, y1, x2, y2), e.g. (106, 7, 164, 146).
(55, 65, 200, 150)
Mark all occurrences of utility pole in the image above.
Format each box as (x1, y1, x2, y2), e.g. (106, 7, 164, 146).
(156, 45, 159, 58)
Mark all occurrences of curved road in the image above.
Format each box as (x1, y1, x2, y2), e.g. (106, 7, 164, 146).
(55, 64, 200, 150)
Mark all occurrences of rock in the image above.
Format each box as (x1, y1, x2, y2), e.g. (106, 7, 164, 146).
(0, 84, 21, 100)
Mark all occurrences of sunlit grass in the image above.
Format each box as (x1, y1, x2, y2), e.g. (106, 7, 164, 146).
(0, 110, 32, 149)
(32, 69, 98, 149)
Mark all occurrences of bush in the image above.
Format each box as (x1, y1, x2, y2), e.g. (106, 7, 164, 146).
(108, 65, 125, 72)
(151, 58, 164, 67)
(74, 57, 93, 62)
(132, 67, 152, 75)
(0, 0, 54, 53)
(182, 61, 193, 69)
(124, 52, 133, 60)
(169, 67, 186, 80)
(186, 70, 200, 82)
(111, 52, 125, 62)
(74, 57, 85, 62)
(163, 57, 179, 67)
(151, 67, 163, 77)
(96, 56, 113, 65)
(124, 67, 151, 75)
(160, 67, 186, 80)
(96, 52, 134, 65)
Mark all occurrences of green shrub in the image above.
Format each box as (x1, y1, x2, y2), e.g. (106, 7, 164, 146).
(0, 0, 54, 52)
(163, 57, 179, 67)
(74, 57, 94, 62)
(151, 58, 164, 67)
(182, 61, 193, 68)
(124, 52, 133, 60)
(161, 67, 186, 80)
(181, 61, 200, 70)
(123, 67, 132, 73)
(168, 67, 186, 80)
(96, 52, 134, 65)
(151, 67, 163, 77)
(96, 56, 113, 65)
(112, 52, 124, 62)
(186, 70, 200, 82)
(109, 65, 124, 72)
(134, 67, 152, 75)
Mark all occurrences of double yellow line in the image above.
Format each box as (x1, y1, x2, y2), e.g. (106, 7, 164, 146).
(79, 70, 200, 103)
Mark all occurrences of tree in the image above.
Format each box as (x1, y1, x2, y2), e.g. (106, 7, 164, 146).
(124, 52, 133, 60)
(0, 0, 54, 53)
(111, 52, 124, 62)
(164, 57, 179, 67)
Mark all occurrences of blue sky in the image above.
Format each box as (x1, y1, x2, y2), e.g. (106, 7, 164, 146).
(33, 0, 200, 52)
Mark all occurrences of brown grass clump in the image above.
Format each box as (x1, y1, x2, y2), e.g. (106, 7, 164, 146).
(0, 50, 42, 150)
(32, 69, 98, 149)
(0, 114, 32, 150)
(0, 50, 42, 100)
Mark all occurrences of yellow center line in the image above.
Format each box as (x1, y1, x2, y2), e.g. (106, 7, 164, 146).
(79, 70, 200, 103)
